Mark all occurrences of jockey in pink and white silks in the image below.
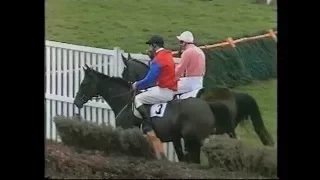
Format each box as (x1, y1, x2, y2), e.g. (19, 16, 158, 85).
(175, 31, 206, 95)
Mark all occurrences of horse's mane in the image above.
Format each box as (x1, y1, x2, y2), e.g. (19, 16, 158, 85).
(91, 68, 131, 89)
(131, 58, 149, 69)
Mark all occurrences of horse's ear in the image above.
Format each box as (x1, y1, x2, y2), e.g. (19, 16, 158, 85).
(83, 64, 91, 74)
(128, 53, 132, 60)
(83, 66, 89, 74)
(121, 53, 126, 61)
(121, 53, 128, 67)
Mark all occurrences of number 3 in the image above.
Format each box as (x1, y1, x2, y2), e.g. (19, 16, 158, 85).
(155, 104, 163, 114)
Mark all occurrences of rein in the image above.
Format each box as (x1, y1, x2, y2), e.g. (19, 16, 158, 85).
(89, 86, 135, 101)
(114, 89, 137, 121)
(110, 89, 135, 100)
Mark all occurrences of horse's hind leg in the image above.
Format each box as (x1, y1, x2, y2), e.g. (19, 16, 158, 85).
(173, 139, 185, 162)
(184, 139, 201, 164)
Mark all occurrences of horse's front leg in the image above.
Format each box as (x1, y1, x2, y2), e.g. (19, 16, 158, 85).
(173, 138, 185, 162)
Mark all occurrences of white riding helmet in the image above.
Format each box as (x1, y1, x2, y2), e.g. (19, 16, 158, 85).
(177, 31, 194, 43)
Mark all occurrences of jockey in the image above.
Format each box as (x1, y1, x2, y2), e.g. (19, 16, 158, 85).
(132, 35, 177, 159)
(175, 31, 206, 95)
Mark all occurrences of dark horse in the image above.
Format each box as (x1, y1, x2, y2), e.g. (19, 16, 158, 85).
(73, 64, 228, 163)
(120, 54, 275, 147)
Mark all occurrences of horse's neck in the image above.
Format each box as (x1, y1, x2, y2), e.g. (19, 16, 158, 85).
(139, 66, 148, 79)
(131, 61, 148, 79)
(98, 80, 132, 116)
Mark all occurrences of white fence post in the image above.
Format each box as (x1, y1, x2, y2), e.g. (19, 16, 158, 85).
(114, 47, 125, 78)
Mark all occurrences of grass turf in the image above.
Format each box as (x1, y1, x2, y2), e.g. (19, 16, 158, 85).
(45, 0, 276, 53)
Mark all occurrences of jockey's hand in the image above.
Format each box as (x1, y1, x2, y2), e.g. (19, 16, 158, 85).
(132, 82, 138, 91)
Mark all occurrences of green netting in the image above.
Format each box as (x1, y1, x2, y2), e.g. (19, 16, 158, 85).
(235, 37, 277, 80)
(202, 36, 277, 89)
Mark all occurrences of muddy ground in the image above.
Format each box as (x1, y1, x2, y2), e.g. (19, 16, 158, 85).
(45, 141, 269, 179)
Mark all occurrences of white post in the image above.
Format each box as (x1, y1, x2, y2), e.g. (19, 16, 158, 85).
(46, 46, 51, 140)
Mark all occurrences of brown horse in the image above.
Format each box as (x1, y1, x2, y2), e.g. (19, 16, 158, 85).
(120, 54, 275, 146)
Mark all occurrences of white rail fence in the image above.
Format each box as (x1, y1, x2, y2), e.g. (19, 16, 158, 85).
(45, 40, 178, 162)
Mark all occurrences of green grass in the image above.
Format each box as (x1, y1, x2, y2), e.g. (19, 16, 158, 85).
(45, 0, 276, 53)
(233, 79, 277, 147)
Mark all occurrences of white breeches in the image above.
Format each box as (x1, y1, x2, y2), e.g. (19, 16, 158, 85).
(134, 86, 175, 108)
(175, 76, 204, 94)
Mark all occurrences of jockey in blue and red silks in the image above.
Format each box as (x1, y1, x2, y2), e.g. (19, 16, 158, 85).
(131, 35, 177, 159)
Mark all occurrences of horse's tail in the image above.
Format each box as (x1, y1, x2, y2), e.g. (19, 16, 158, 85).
(245, 95, 275, 147)
(208, 102, 234, 135)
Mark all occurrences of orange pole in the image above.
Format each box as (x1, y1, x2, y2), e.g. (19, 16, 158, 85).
(172, 30, 277, 55)
(227, 37, 236, 48)
(268, 29, 277, 42)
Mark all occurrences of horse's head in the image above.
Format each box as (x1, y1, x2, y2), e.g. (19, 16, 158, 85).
(121, 53, 149, 82)
(74, 64, 101, 108)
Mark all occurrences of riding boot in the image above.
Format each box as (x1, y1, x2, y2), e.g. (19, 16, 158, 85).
(137, 106, 153, 133)
(137, 106, 166, 160)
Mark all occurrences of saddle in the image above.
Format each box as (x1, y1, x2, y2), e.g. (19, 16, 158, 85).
(173, 88, 205, 100)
